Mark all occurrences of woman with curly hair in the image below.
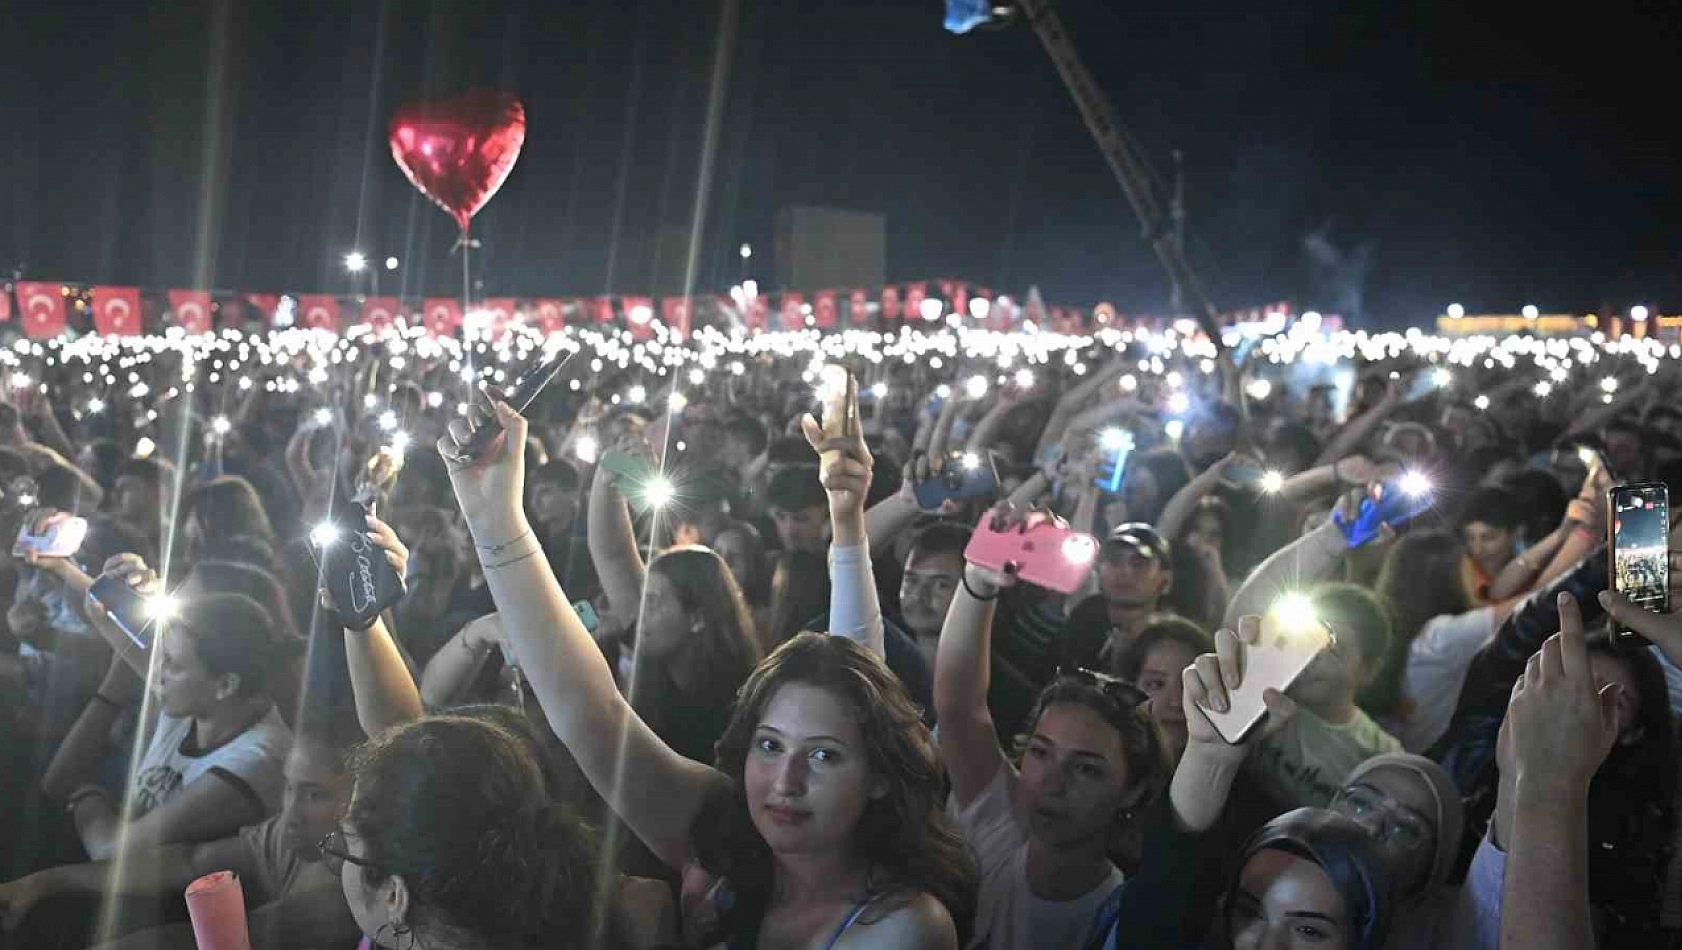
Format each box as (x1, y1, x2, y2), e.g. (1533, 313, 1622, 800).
(435, 394, 976, 948)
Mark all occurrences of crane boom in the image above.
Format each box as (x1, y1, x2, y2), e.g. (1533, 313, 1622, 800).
(1014, 0, 1226, 351)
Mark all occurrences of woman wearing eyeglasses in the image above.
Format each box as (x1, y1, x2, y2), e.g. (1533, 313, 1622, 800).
(934, 507, 1175, 949)
(323, 713, 641, 950)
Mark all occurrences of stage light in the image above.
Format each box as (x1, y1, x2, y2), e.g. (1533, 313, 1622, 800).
(1447, 303, 1465, 319)
(1522, 305, 1539, 320)
(384, 257, 399, 271)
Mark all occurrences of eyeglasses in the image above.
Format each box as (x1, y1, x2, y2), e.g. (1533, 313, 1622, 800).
(317, 828, 380, 876)
(1335, 785, 1430, 850)
(1056, 665, 1149, 709)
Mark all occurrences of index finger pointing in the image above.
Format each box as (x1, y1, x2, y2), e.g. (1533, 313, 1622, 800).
(1556, 591, 1588, 679)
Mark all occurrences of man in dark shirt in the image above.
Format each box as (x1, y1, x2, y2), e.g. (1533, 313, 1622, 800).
(1065, 523, 1173, 667)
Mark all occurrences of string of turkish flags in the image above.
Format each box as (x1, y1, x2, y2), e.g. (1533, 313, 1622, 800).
(0, 279, 1291, 340)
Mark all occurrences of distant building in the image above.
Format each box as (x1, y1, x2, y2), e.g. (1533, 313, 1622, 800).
(773, 206, 885, 292)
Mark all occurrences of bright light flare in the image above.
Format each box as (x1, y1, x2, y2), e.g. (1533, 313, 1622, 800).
(1432, 368, 1452, 388)
(1272, 592, 1318, 632)
(1260, 470, 1285, 494)
(378, 409, 398, 431)
(145, 594, 179, 622)
(1245, 378, 1272, 400)
(1164, 419, 1185, 440)
(627, 384, 647, 405)
(310, 522, 339, 547)
(314, 407, 335, 426)
(211, 415, 231, 435)
(1166, 391, 1191, 415)
(644, 476, 675, 509)
(1062, 535, 1098, 565)
(1099, 427, 1132, 451)
(960, 452, 982, 471)
(1014, 368, 1035, 389)
(918, 298, 943, 321)
(343, 251, 367, 273)
(574, 434, 600, 465)
(1399, 470, 1433, 497)
(965, 374, 989, 399)
(1473, 395, 1489, 410)
(86, 398, 105, 414)
(134, 437, 156, 459)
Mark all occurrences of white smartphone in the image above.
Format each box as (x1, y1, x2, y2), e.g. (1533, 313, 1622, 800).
(1199, 615, 1332, 745)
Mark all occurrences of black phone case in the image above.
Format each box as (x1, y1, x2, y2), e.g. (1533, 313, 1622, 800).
(322, 500, 406, 628)
(89, 574, 157, 650)
(457, 349, 573, 463)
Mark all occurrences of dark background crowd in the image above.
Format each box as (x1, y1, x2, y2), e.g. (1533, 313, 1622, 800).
(0, 322, 1679, 950)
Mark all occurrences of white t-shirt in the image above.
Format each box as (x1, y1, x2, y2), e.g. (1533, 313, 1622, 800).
(952, 765, 1124, 950)
(1392, 607, 1496, 753)
(129, 707, 292, 818)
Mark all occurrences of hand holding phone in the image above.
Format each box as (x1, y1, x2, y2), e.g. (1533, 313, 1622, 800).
(313, 500, 406, 630)
(913, 451, 999, 510)
(14, 510, 89, 560)
(88, 573, 168, 650)
(1332, 475, 1435, 548)
(451, 347, 573, 466)
(1189, 614, 1322, 746)
(1608, 482, 1670, 649)
(964, 507, 1098, 595)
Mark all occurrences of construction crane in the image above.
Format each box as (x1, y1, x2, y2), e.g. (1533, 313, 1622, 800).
(964, 0, 1227, 353)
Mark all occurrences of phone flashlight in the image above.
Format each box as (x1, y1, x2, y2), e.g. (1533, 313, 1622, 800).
(1272, 591, 1318, 632)
(310, 523, 339, 548)
(1260, 470, 1286, 494)
(961, 452, 982, 471)
(146, 594, 180, 622)
(378, 410, 398, 432)
(1100, 428, 1130, 451)
(1061, 535, 1099, 565)
(1399, 470, 1433, 497)
(313, 407, 335, 427)
(211, 416, 232, 436)
(644, 476, 675, 510)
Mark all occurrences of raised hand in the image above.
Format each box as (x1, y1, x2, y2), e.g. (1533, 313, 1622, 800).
(436, 388, 528, 546)
(1598, 523, 1682, 669)
(1182, 616, 1298, 754)
(1508, 592, 1621, 803)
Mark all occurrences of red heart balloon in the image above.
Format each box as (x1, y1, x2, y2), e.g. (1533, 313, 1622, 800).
(388, 91, 527, 234)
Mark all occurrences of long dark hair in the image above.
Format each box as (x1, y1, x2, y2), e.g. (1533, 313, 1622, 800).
(643, 546, 762, 705)
(185, 476, 277, 550)
(172, 593, 300, 699)
(346, 715, 619, 950)
(1017, 675, 1173, 874)
(695, 634, 977, 944)
(1369, 530, 1471, 716)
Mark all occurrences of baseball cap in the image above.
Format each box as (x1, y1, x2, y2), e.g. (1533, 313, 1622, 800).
(1103, 523, 1170, 563)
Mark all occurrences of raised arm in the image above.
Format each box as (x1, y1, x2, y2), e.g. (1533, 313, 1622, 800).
(1499, 594, 1613, 950)
(1314, 378, 1405, 466)
(1155, 453, 1246, 545)
(332, 515, 423, 736)
(803, 377, 883, 656)
(439, 395, 725, 870)
(419, 613, 501, 708)
(1223, 509, 1351, 627)
(586, 441, 649, 629)
(934, 527, 1011, 808)
(0, 836, 252, 932)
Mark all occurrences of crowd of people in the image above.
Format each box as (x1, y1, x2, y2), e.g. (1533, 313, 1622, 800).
(0, 319, 1678, 949)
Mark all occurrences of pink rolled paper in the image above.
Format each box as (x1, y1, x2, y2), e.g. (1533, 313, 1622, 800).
(184, 870, 251, 950)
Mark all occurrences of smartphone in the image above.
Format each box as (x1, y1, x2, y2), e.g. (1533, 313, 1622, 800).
(1094, 430, 1135, 493)
(317, 499, 406, 629)
(573, 599, 600, 634)
(915, 453, 1000, 509)
(89, 574, 161, 650)
(1333, 476, 1436, 548)
(14, 511, 89, 559)
(964, 511, 1099, 595)
(598, 451, 668, 512)
(454, 346, 575, 464)
(1199, 615, 1334, 745)
(1609, 482, 1670, 648)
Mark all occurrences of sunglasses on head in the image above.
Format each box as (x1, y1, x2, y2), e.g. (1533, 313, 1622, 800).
(1055, 665, 1149, 709)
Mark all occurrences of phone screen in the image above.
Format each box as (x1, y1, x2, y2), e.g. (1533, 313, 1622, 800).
(1611, 483, 1670, 644)
(89, 575, 156, 650)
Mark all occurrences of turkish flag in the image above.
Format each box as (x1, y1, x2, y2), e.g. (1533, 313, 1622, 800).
(779, 292, 806, 331)
(660, 297, 692, 338)
(168, 290, 214, 334)
(14, 282, 66, 338)
(949, 283, 969, 321)
(0, 289, 10, 323)
(361, 296, 401, 330)
(814, 290, 838, 329)
(532, 299, 566, 337)
(297, 295, 341, 332)
(592, 297, 616, 325)
(904, 283, 929, 321)
(849, 290, 869, 325)
(245, 294, 281, 324)
(92, 286, 143, 335)
(422, 298, 462, 337)
(745, 294, 769, 332)
(623, 296, 655, 339)
(881, 286, 901, 321)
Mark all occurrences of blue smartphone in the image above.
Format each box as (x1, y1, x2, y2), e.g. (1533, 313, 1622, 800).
(1094, 430, 1136, 493)
(914, 453, 999, 509)
(1332, 477, 1436, 548)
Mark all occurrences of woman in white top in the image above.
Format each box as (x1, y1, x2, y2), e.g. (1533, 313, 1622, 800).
(935, 507, 1173, 950)
(44, 575, 294, 861)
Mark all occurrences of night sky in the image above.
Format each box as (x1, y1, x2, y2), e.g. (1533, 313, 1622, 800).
(2, 0, 1678, 326)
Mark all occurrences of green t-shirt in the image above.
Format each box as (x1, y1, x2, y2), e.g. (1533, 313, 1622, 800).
(1248, 707, 1403, 808)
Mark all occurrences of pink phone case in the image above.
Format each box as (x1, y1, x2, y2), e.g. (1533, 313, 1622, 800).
(14, 514, 89, 559)
(964, 512, 1099, 594)
(1199, 616, 1332, 745)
